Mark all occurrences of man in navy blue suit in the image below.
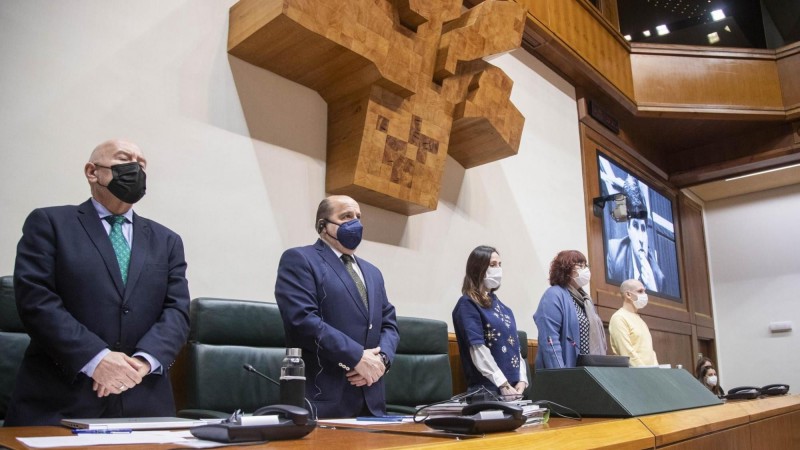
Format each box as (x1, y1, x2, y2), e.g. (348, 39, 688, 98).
(5, 140, 190, 426)
(275, 195, 399, 418)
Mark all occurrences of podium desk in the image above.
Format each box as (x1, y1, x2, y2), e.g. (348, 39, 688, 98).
(531, 367, 722, 417)
(1, 395, 798, 450)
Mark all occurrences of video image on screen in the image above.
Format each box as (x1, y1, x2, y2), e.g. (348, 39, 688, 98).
(598, 153, 681, 301)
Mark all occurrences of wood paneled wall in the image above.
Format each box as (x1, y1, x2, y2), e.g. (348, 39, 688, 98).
(580, 122, 715, 369)
(777, 41, 800, 120)
(494, 0, 800, 119)
(508, 0, 636, 110)
(520, 0, 634, 101)
(630, 44, 785, 119)
(679, 194, 713, 329)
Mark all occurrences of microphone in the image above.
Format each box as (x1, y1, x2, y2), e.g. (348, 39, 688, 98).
(566, 336, 577, 349)
(242, 364, 280, 387)
(547, 337, 563, 369)
(243, 363, 317, 420)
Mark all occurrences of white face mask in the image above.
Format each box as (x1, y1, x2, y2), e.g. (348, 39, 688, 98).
(633, 293, 648, 310)
(573, 267, 591, 287)
(484, 266, 502, 290)
(706, 375, 718, 387)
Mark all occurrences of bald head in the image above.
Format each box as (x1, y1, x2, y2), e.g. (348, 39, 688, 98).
(620, 279, 647, 311)
(85, 139, 147, 214)
(316, 195, 362, 255)
(315, 195, 358, 231)
(89, 140, 146, 166)
(620, 279, 643, 296)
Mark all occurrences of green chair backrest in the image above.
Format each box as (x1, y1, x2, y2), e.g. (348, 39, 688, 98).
(181, 298, 286, 417)
(384, 316, 452, 413)
(0, 276, 30, 424)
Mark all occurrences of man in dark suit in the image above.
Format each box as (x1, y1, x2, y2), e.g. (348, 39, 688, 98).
(275, 195, 399, 418)
(5, 140, 190, 426)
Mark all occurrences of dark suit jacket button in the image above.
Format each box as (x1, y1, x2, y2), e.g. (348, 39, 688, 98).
(122, 307, 130, 314)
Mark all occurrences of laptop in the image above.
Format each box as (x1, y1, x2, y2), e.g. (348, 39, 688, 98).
(576, 354, 630, 367)
(61, 417, 214, 430)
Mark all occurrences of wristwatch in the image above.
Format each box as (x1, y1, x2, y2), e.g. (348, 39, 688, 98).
(379, 352, 391, 373)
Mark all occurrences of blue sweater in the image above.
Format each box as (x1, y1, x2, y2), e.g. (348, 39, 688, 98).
(453, 294, 523, 391)
(533, 285, 581, 369)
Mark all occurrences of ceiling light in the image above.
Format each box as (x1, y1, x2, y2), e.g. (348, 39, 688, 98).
(707, 32, 720, 44)
(724, 163, 800, 181)
(643, 30, 652, 37)
(711, 9, 725, 21)
(656, 25, 670, 36)
(624, 34, 632, 41)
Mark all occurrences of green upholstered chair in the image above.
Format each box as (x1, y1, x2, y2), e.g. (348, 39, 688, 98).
(517, 330, 534, 399)
(178, 298, 286, 419)
(0, 276, 30, 426)
(384, 316, 452, 414)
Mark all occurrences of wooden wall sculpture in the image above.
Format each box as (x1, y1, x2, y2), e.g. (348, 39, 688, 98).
(229, 0, 526, 215)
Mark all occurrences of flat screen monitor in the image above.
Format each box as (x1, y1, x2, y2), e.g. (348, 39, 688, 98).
(597, 152, 681, 301)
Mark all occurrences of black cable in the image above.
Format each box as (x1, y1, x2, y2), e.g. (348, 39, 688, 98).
(532, 400, 582, 421)
(412, 386, 500, 423)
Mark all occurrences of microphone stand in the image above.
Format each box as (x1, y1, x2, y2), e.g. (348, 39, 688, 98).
(243, 364, 281, 386)
(242, 364, 317, 419)
(547, 337, 563, 369)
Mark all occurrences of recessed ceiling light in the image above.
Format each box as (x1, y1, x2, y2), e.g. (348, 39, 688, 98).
(624, 34, 632, 41)
(643, 30, 652, 37)
(656, 25, 670, 36)
(711, 9, 725, 21)
(707, 32, 720, 44)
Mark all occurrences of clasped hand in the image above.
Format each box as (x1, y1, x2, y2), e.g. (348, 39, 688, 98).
(499, 381, 526, 400)
(92, 352, 151, 397)
(346, 347, 384, 387)
(637, 252, 658, 291)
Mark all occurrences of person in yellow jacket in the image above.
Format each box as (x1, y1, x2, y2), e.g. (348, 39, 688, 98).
(609, 279, 658, 367)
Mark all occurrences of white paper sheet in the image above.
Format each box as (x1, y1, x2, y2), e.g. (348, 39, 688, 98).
(318, 417, 414, 426)
(17, 430, 240, 448)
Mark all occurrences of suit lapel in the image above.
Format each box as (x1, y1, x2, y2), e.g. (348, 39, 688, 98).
(124, 213, 148, 300)
(315, 240, 368, 319)
(76, 200, 125, 297)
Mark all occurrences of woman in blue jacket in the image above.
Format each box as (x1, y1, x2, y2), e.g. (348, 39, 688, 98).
(533, 250, 606, 369)
(453, 246, 527, 398)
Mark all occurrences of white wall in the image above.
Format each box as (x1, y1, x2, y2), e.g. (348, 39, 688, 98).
(705, 183, 800, 390)
(0, 0, 585, 333)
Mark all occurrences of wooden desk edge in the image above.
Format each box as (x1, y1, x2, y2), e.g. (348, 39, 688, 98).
(638, 402, 751, 446)
(737, 394, 800, 421)
(2, 396, 797, 450)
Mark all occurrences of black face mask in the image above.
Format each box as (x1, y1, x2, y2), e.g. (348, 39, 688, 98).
(95, 162, 147, 204)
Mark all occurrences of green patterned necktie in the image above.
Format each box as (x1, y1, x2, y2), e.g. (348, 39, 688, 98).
(105, 215, 130, 284)
(341, 254, 368, 309)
